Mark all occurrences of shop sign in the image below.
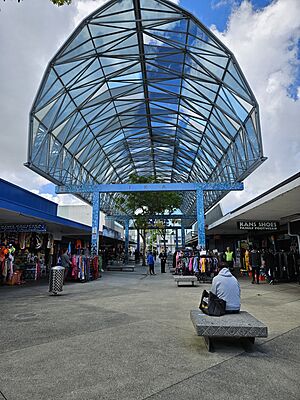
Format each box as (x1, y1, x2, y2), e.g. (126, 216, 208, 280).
(237, 221, 279, 231)
(0, 223, 47, 233)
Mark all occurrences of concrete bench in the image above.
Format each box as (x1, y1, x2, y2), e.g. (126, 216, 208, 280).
(107, 265, 135, 272)
(174, 276, 198, 286)
(190, 310, 268, 352)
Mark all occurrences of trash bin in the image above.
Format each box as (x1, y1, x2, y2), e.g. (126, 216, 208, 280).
(49, 266, 65, 295)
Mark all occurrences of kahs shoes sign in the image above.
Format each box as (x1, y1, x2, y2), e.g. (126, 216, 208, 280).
(237, 221, 279, 231)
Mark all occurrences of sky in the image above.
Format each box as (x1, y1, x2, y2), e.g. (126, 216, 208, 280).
(0, 0, 299, 214)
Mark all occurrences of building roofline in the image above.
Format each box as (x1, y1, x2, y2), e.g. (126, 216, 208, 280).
(230, 172, 300, 214)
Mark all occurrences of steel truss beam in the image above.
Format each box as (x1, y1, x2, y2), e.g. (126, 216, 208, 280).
(105, 214, 196, 221)
(55, 182, 243, 255)
(56, 182, 243, 194)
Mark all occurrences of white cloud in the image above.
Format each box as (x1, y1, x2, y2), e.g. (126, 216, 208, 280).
(211, 0, 235, 10)
(0, 0, 78, 193)
(30, 189, 86, 206)
(210, 0, 300, 214)
(73, 0, 113, 26)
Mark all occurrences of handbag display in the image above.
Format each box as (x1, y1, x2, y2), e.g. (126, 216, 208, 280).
(199, 289, 226, 317)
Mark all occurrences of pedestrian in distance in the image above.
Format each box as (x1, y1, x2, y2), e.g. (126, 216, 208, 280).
(224, 246, 235, 273)
(147, 251, 156, 275)
(61, 248, 72, 281)
(250, 246, 260, 284)
(159, 250, 167, 273)
(153, 249, 157, 261)
(262, 248, 275, 284)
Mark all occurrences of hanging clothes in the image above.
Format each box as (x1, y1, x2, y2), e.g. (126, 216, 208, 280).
(193, 257, 199, 274)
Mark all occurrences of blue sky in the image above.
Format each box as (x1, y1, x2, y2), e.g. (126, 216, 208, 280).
(179, 0, 299, 99)
(179, 0, 274, 31)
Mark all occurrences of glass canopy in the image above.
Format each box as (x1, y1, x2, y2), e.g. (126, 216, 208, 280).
(27, 0, 265, 216)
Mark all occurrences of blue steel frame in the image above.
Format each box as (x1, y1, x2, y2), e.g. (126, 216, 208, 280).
(56, 182, 243, 194)
(92, 192, 100, 256)
(124, 219, 129, 264)
(181, 227, 186, 248)
(56, 182, 243, 256)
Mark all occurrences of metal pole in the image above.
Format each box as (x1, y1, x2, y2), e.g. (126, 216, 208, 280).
(175, 228, 179, 250)
(181, 226, 185, 248)
(196, 189, 206, 249)
(125, 219, 129, 264)
(91, 191, 100, 257)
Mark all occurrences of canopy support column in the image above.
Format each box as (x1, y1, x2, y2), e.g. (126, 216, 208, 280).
(175, 228, 179, 250)
(181, 226, 185, 248)
(91, 191, 100, 257)
(196, 189, 206, 250)
(125, 219, 129, 264)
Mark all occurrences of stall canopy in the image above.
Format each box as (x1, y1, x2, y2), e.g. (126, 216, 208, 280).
(0, 178, 91, 237)
(27, 0, 265, 217)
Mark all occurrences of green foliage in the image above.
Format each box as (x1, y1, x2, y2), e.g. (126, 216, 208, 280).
(3, 0, 72, 5)
(50, 0, 72, 5)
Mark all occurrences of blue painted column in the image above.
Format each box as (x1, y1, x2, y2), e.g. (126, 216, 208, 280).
(136, 229, 140, 253)
(91, 191, 100, 257)
(175, 228, 179, 250)
(181, 226, 185, 248)
(196, 189, 206, 249)
(125, 219, 129, 264)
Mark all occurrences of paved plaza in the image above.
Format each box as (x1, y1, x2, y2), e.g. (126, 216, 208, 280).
(0, 265, 299, 400)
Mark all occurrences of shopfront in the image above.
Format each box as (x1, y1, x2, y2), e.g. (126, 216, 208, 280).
(0, 178, 92, 287)
(206, 173, 300, 282)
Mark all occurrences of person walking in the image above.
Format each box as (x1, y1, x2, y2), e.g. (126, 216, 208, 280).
(61, 248, 72, 281)
(250, 246, 261, 284)
(159, 250, 167, 273)
(147, 251, 156, 275)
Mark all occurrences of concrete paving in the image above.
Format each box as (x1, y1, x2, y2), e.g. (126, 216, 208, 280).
(0, 264, 299, 400)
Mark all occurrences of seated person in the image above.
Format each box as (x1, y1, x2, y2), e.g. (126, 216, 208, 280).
(211, 267, 240, 314)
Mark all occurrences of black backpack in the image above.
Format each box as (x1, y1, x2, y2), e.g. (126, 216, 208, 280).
(199, 289, 226, 317)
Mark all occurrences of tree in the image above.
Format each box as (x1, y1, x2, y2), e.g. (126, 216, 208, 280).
(50, 0, 72, 5)
(115, 174, 181, 266)
(3, 0, 72, 5)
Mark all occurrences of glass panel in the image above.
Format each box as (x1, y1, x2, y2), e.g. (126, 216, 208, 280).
(37, 73, 65, 110)
(37, 69, 59, 104)
(188, 21, 223, 52)
(220, 88, 249, 121)
(89, 23, 129, 38)
(223, 71, 252, 102)
(245, 116, 259, 156)
(71, 59, 103, 88)
(93, 8, 136, 28)
(197, 56, 225, 80)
